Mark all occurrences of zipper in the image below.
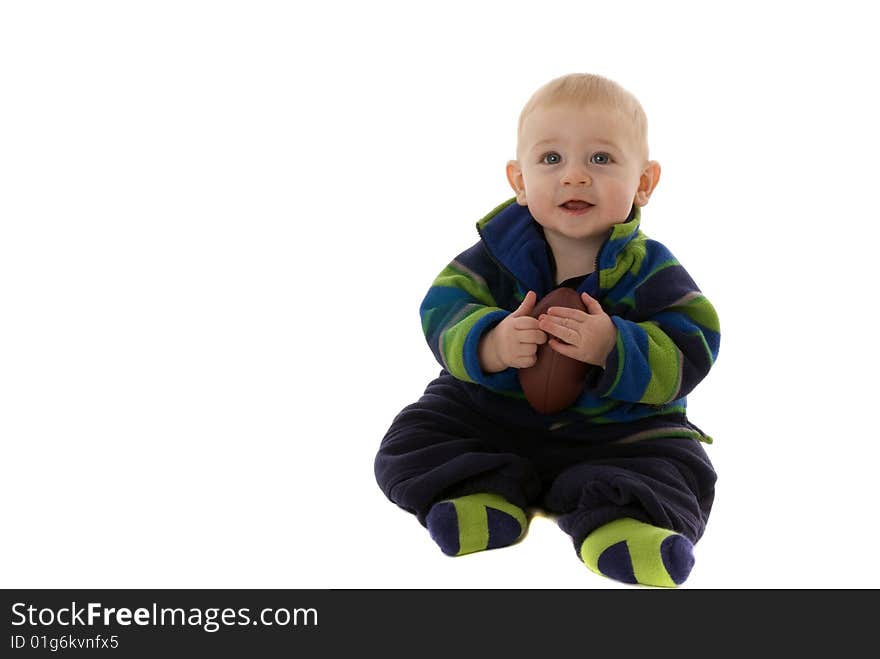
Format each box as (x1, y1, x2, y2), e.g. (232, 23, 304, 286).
(477, 214, 621, 299)
(593, 234, 610, 290)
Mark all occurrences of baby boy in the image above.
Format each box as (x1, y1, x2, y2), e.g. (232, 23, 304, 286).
(374, 73, 720, 587)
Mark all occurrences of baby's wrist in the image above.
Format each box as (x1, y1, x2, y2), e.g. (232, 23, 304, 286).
(478, 329, 505, 373)
(599, 317, 618, 368)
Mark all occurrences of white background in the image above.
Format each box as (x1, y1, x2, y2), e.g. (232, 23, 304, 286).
(2, 0, 877, 589)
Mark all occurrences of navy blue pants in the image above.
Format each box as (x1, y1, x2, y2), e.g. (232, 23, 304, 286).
(375, 373, 716, 547)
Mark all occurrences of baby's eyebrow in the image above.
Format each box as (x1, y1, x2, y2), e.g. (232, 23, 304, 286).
(530, 137, 623, 153)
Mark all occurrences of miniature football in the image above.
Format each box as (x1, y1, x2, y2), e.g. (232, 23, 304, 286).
(518, 287, 593, 414)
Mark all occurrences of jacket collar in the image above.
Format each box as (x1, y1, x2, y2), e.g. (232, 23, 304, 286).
(475, 198, 642, 295)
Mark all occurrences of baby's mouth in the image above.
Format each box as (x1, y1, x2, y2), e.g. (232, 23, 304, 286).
(560, 201, 594, 211)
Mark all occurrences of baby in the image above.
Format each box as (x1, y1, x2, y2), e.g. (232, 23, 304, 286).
(374, 73, 720, 587)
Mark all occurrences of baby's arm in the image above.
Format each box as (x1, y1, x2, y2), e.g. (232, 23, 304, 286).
(420, 243, 538, 391)
(591, 241, 720, 405)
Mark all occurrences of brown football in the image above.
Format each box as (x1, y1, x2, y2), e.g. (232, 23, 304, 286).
(518, 287, 593, 414)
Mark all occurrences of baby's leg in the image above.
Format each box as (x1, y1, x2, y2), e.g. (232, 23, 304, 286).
(543, 437, 716, 587)
(375, 373, 541, 555)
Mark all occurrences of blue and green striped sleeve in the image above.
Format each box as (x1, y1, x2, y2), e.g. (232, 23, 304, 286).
(595, 241, 720, 405)
(419, 244, 520, 392)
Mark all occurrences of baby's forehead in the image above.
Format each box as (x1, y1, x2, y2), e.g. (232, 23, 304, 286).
(527, 102, 628, 134)
(520, 102, 643, 155)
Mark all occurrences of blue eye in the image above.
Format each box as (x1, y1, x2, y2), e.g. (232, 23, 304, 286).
(591, 152, 612, 165)
(541, 152, 561, 165)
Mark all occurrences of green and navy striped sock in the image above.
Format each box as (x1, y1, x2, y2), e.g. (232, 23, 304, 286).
(580, 518, 695, 587)
(426, 493, 527, 556)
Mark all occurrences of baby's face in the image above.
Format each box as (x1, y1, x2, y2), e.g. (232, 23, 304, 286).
(508, 103, 653, 242)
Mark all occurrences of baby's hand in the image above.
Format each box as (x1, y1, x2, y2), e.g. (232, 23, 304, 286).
(478, 291, 547, 373)
(538, 292, 617, 368)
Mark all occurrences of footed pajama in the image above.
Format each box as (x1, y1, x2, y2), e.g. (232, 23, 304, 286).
(375, 371, 716, 549)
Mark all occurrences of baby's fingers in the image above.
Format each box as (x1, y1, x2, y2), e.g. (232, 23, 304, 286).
(545, 306, 589, 321)
(518, 329, 547, 345)
(511, 354, 538, 368)
(548, 338, 580, 359)
(510, 315, 541, 330)
(538, 317, 579, 345)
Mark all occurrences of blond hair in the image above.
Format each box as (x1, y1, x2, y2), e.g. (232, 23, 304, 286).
(516, 73, 649, 161)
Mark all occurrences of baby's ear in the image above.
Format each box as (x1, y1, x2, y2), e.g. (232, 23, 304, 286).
(634, 160, 661, 207)
(506, 160, 527, 206)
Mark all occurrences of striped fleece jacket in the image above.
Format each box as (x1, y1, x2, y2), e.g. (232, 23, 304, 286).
(419, 198, 720, 442)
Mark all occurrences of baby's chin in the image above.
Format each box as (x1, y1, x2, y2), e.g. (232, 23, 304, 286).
(531, 203, 602, 223)
(533, 209, 629, 238)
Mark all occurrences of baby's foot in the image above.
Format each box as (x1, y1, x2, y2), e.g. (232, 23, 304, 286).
(426, 493, 527, 556)
(579, 518, 695, 587)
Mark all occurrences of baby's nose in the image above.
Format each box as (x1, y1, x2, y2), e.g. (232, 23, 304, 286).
(561, 165, 591, 185)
